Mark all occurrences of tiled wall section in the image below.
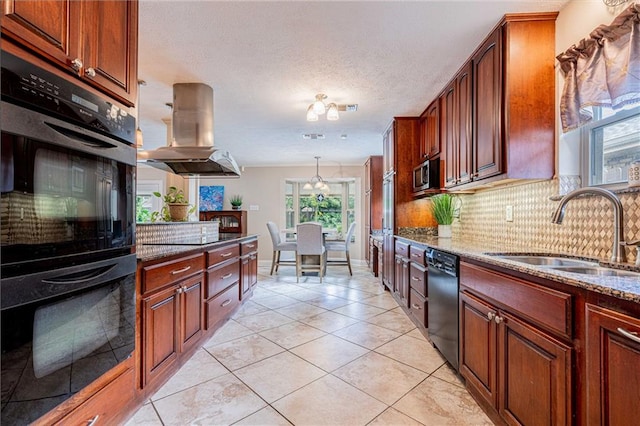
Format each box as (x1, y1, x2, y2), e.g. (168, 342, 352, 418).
(452, 179, 640, 264)
(136, 222, 220, 245)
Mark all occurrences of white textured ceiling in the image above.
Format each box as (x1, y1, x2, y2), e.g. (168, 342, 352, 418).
(138, 0, 569, 167)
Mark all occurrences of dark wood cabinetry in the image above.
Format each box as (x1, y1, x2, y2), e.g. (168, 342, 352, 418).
(141, 254, 205, 387)
(394, 239, 410, 307)
(240, 238, 258, 300)
(200, 210, 247, 233)
(585, 304, 640, 424)
(439, 13, 557, 191)
(459, 262, 572, 425)
(205, 242, 241, 329)
(419, 100, 440, 161)
(1, 0, 139, 106)
(364, 156, 382, 268)
(408, 245, 428, 328)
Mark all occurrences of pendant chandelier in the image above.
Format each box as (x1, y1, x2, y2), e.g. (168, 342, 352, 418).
(303, 156, 329, 191)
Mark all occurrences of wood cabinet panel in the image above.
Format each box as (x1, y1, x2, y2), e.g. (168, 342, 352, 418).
(409, 262, 427, 297)
(409, 288, 427, 328)
(499, 312, 571, 426)
(143, 285, 179, 386)
(141, 253, 204, 294)
(1, 0, 138, 106)
(54, 368, 134, 426)
(461, 262, 572, 339)
(409, 245, 426, 267)
(472, 28, 502, 181)
(206, 243, 241, 266)
(180, 274, 203, 353)
(441, 81, 457, 188)
(206, 282, 240, 330)
(457, 63, 472, 185)
(206, 259, 240, 299)
(460, 291, 498, 407)
(419, 99, 439, 160)
(585, 303, 640, 424)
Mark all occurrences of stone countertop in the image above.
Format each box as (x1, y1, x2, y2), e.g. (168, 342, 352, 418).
(136, 233, 257, 263)
(396, 234, 640, 304)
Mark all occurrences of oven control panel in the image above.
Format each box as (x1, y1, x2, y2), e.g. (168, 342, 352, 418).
(1, 51, 135, 145)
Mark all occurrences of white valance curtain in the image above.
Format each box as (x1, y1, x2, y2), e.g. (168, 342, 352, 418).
(556, 3, 640, 133)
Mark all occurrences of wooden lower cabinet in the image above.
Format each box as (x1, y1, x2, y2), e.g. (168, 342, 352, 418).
(54, 368, 135, 426)
(460, 290, 572, 425)
(240, 239, 258, 299)
(585, 303, 640, 424)
(142, 272, 203, 386)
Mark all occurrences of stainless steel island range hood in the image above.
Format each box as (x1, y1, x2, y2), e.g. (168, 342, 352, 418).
(137, 83, 241, 177)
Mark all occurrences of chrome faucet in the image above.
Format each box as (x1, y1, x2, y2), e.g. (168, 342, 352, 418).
(551, 187, 626, 264)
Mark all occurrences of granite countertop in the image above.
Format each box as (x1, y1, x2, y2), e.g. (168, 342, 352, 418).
(396, 234, 640, 304)
(136, 233, 257, 263)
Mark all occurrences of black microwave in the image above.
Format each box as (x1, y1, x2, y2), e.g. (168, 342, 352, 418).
(413, 158, 440, 192)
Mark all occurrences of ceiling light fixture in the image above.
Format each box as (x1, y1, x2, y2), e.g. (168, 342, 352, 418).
(306, 93, 358, 121)
(303, 156, 329, 191)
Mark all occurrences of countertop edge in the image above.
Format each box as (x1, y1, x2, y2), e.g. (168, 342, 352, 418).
(136, 234, 258, 263)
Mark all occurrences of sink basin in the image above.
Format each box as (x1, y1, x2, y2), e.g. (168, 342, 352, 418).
(494, 255, 598, 267)
(549, 266, 640, 278)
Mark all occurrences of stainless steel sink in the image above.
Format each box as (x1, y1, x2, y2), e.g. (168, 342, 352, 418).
(549, 266, 640, 278)
(494, 255, 598, 267)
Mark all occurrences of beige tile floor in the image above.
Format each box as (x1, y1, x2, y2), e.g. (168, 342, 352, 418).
(125, 264, 492, 425)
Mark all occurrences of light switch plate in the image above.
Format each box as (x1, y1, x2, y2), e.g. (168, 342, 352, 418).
(506, 205, 514, 222)
(249, 205, 259, 211)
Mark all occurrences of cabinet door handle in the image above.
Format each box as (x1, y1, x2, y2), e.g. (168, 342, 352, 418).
(411, 276, 420, 281)
(220, 252, 233, 258)
(176, 287, 183, 294)
(221, 299, 232, 307)
(494, 315, 504, 324)
(617, 327, 640, 344)
(85, 67, 96, 78)
(487, 312, 495, 321)
(412, 303, 421, 310)
(70, 58, 83, 71)
(87, 414, 100, 426)
(171, 266, 191, 275)
(221, 273, 233, 280)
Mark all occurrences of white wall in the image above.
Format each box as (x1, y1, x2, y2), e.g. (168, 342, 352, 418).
(555, 0, 629, 175)
(138, 163, 366, 263)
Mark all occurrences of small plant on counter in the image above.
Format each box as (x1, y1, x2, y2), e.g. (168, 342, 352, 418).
(429, 193, 457, 225)
(230, 194, 243, 210)
(152, 186, 195, 222)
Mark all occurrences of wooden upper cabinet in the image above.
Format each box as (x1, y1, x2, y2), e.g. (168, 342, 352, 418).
(436, 13, 557, 191)
(472, 27, 503, 181)
(419, 99, 439, 160)
(1, 0, 138, 106)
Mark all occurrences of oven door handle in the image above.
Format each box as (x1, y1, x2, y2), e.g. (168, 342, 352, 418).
(1, 254, 136, 310)
(45, 122, 118, 149)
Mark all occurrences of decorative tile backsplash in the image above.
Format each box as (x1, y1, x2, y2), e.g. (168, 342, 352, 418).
(451, 179, 640, 264)
(136, 222, 220, 245)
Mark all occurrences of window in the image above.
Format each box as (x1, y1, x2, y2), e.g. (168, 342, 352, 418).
(582, 105, 640, 187)
(285, 179, 356, 241)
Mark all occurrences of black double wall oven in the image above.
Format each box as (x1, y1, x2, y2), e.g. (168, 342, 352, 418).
(1, 51, 137, 424)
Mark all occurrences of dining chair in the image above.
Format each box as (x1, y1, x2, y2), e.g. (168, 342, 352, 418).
(295, 222, 326, 282)
(266, 221, 297, 275)
(325, 222, 356, 275)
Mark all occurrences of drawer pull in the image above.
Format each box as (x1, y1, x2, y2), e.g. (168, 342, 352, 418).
(221, 273, 233, 279)
(411, 276, 420, 281)
(246, 244, 256, 248)
(412, 303, 421, 310)
(171, 266, 191, 275)
(220, 252, 233, 258)
(87, 414, 99, 426)
(221, 299, 232, 307)
(617, 327, 640, 344)
(412, 253, 421, 258)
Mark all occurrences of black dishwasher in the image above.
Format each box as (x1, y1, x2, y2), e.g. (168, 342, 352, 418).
(427, 248, 460, 370)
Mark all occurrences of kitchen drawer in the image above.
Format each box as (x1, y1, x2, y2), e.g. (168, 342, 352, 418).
(460, 262, 572, 339)
(409, 262, 427, 297)
(395, 240, 410, 258)
(54, 368, 134, 426)
(409, 245, 427, 266)
(206, 282, 240, 330)
(142, 253, 205, 294)
(409, 288, 428, 328)
(206, 258, 240, 299)
(240, 239, 258, 255)
(207, 243, 240, 267)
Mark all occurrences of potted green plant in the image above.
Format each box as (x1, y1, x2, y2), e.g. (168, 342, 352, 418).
(429, 193, 458, 238)
(152, 186, 195, 222)
(230, 194, 243, 210)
